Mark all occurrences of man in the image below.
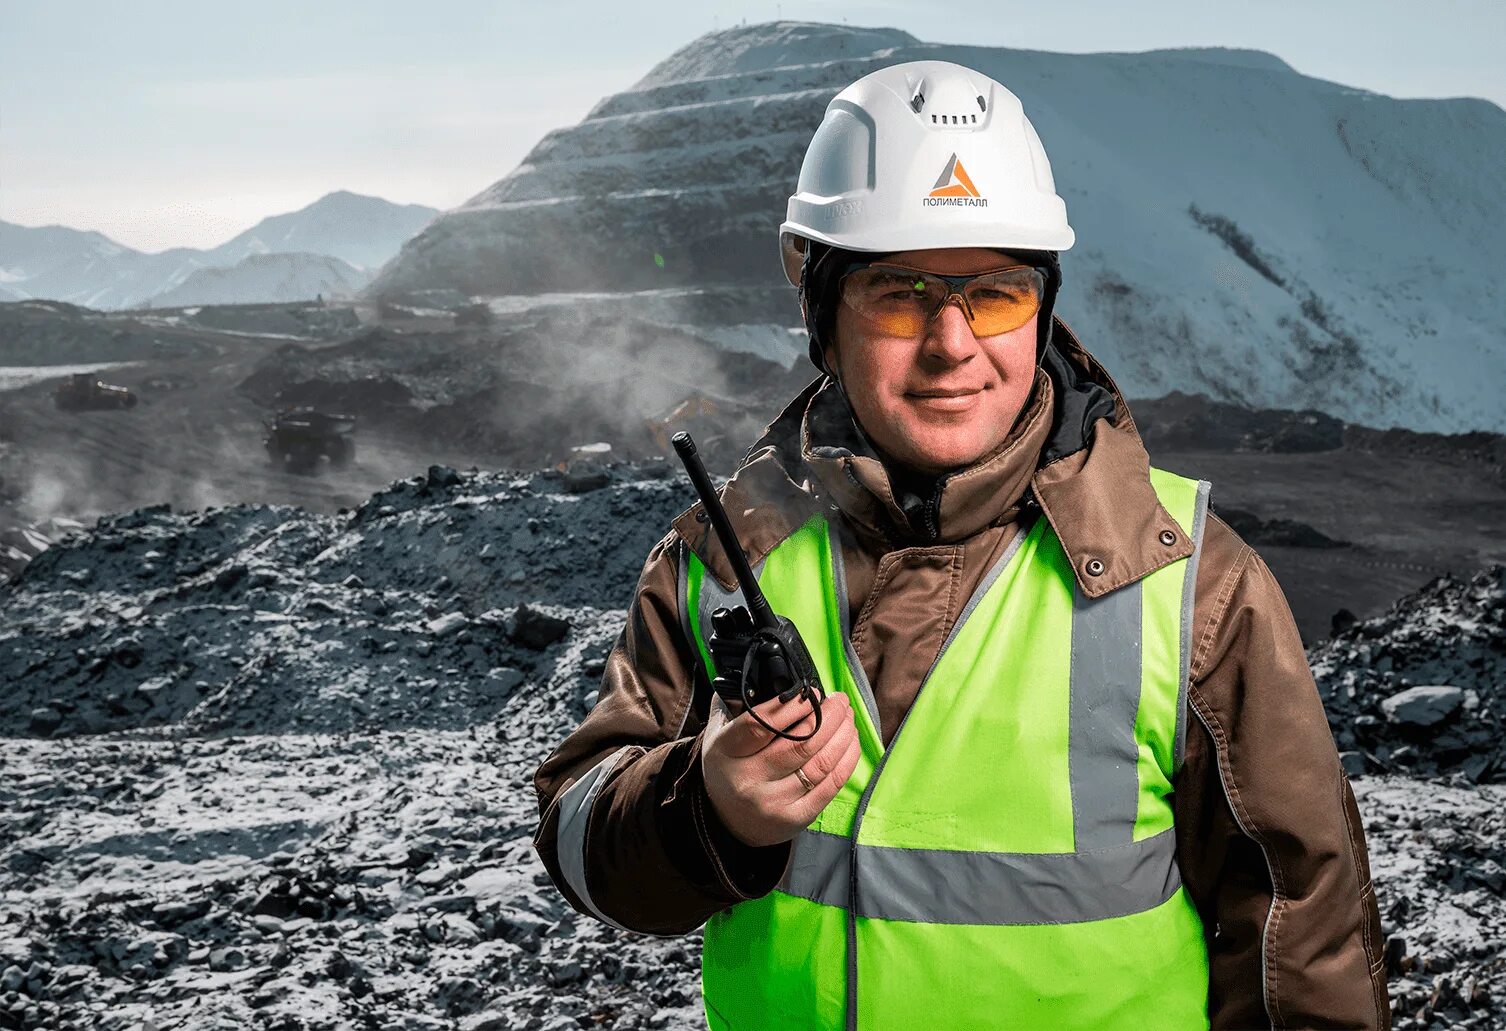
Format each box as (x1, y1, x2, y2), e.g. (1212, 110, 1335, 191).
(534, 60, 1388, 1030)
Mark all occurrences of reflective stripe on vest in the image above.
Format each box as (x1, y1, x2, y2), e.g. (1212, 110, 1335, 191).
(687, 468, 1213, 1031)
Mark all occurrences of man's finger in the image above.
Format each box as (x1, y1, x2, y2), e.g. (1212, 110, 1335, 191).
(772, 699, 819, 739)
(790, 726, 863, 823)
(773, 706, 857, 802)
(712, 694, 816, 758)
(763, 693, 852, 778)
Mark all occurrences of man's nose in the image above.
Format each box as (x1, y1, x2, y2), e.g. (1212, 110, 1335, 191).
(921, 298, 980, 365)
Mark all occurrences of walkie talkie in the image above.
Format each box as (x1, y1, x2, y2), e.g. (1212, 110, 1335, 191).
(672, 432, 826, 740)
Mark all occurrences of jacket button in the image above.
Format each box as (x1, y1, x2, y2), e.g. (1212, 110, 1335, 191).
(695, 509, 709, 523)
(1085, 558, 1105, 577)
(1159, 529, 1177, 546)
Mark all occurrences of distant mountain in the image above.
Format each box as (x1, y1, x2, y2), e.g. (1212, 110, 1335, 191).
(0, 193, 437, 310)
(369, 21, 1506, 434)
(200, 191, 438, 271)
(0, 221, 200, 310)
(144, 252, 370, 308)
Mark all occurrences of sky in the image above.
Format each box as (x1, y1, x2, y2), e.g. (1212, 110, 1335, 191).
(2, 0, 1503, 253)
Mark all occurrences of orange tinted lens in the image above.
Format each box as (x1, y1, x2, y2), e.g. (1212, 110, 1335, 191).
(964, 268, 1044, 336)
(840, 268, 944, 337)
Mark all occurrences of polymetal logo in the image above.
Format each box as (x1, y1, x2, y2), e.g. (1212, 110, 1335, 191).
(924, 154, 987, 208)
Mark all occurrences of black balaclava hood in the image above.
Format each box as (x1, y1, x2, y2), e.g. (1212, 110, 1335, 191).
(797, 242, 1064, 376)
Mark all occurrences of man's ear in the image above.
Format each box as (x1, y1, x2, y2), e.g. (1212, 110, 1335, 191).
(822, 343, 839, 379)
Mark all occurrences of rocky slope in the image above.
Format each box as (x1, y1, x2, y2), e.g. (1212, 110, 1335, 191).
(0, 464, 1503, 1028)
(0, 463, 687, 740)
(371, 21, 1506, 435)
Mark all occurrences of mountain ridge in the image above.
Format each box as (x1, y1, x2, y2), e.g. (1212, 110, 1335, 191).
(0, 192, 437, 309)
(142, 252, 370, 309)
(369, 21, 1506, 434)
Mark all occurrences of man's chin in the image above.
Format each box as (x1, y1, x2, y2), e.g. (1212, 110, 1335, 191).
(893, 435, 993, 475)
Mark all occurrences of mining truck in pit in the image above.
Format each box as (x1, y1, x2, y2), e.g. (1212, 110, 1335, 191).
(54, 373, 138, 411)
(263, 408, 356, 474)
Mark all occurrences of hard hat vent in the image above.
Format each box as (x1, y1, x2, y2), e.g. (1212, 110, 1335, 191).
(929, 112, 980, 126)
(908, 80, 980, 126)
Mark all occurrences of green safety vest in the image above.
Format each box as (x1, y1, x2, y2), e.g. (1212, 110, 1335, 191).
(682, 467, 1214, 1030)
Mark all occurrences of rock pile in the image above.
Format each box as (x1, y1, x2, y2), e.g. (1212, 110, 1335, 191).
(1133, 390, 1506, 480)
(0, 462, 688, 739)
(1, 461, 711, 1029)
(1135, 390, 1348, 453)
(1312, 564, 1506, 783)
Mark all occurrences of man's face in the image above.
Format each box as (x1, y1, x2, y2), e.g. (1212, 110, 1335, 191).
(825, 247, 1040, 476)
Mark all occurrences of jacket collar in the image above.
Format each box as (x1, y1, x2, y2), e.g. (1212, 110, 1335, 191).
(672, 316, 1193, 600)
(1031, 319, 1194, 598)
(798, 367, 1053, 548)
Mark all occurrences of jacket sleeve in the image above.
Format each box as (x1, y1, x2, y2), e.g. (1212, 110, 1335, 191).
(1175, 516, 1390, 1030)
(532, 529, 792, 935)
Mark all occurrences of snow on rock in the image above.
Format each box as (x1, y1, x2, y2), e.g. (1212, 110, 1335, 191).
(0, 517, 80, 582)
(371, 21, 1506, 434)
(1354, 777, 1506, 1029)
(1, 464, 1503, 1028)
(636, 22, 917, 86)
(1382, 686, 1468, 729)
(0, 462, 707, 1029)
(0, 730, 705, 1030)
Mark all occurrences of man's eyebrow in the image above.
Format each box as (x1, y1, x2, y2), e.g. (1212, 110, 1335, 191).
(868, 268, 925, 283)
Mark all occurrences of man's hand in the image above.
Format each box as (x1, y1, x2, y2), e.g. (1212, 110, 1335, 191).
(701, 691, 861, 849)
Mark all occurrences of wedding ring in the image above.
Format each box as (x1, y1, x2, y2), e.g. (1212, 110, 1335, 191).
(794, 767, 815, 793)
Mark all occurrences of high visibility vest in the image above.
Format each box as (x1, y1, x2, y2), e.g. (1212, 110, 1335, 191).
(682, 467, 1214, 1030)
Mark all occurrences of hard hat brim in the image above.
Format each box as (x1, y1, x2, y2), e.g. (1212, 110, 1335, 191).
(779, 222, 1074, 287)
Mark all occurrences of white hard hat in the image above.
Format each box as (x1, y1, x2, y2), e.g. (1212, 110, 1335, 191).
(780, 60, 1074, 286)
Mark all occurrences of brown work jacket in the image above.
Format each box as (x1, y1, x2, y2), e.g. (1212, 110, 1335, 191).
(534, 316, 1390, 1030)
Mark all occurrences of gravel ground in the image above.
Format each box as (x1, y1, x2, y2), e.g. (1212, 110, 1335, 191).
(1357, 778, 1506, 1029)
(1, 729, 704, 1031)
(2, 464, 1503, 1029)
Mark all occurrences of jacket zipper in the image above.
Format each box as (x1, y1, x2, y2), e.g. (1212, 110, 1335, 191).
(920, 475, 945, 541)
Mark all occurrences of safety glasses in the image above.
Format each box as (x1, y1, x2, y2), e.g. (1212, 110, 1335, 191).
(838, 263, 1046, 339)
